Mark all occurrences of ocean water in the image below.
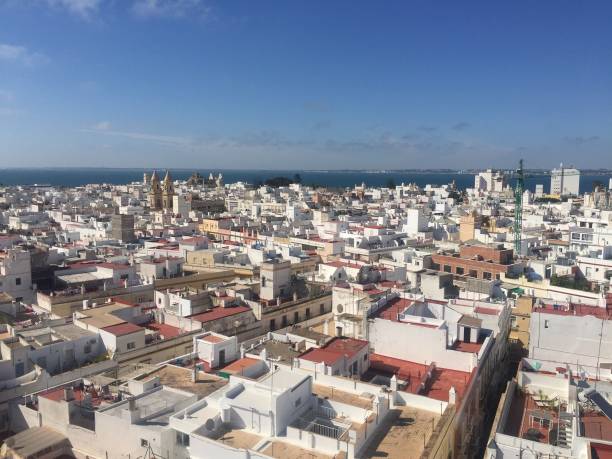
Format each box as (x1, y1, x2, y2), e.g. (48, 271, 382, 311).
(0, 168, 608, 194)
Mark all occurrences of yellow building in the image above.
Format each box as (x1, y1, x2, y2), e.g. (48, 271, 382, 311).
(509, 295, 534, 358)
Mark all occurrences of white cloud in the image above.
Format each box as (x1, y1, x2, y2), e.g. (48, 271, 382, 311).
(82, 126, 192, 146)
(0, 43, 48, 66)
(43, 0, 103, 18)
(132, 0, 211, 19)
(92, 120, 111, 130)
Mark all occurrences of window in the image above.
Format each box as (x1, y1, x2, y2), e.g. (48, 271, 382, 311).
(483, 272, 492, 280)
(294, 311, 299, 323)
(84, 344, 91, 354)
(320, 303, 325, 314)
(510, 316, 517, 329)
(15, 277, 21, 286)
(456, 267, 464, 275)
(270, 319, 276, 331)
(363, 354, 367, 361)
(544, 320, 549, 329)
(294, 397, 302, 408)
(141, 439, 148, 447)
(305, 308, 310, 319)
(443, 265, 452, 273)
(127, 342, 136, 350)
(281, 315, 287, 327)
(469, 270, 478, 278)
(176, 431, 190, 447)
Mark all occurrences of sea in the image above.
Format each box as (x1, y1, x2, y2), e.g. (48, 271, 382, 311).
(0, 168, 609, 194)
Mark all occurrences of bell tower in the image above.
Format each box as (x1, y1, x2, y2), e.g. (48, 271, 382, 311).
(149, 170, 162, 210)
(162, 170, 175, 210)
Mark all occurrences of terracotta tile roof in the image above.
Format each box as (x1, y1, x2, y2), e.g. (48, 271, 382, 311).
(102, 322, 142, 337)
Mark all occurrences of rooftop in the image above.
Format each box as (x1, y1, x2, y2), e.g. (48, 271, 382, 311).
(367, 353, 472, 403)
(261, 440, 335, 459)
(102, 322, 142, 337)
(139, 365, 227, 398)
(188, 305, 252, 323)
(299, 337, 368, 365)
(372, 297, 414, 321)
(362, 405, 440, 459)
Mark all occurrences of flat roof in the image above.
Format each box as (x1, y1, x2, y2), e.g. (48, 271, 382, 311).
(362, 405, 440, 459)
(299, 337, 368, 365)
(188, 305, 251, 323)
(1, 427, 70, 458)
(101, 387, 192, 426)
(102, 322, 143, 337)
(257, 368, 310, 393)
(140, 365, 227, 398)
(367, 353, 472, 403)
(371, 297, 414, 321)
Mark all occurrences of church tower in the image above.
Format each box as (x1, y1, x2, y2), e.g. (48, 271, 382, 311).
(149, 170, 163, 210)
(162, 170, 175, 211)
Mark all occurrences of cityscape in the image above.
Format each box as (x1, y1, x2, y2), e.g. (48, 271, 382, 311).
(1, 1, 611, 459)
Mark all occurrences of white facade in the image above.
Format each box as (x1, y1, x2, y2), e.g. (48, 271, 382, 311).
(0, 249, 33, 303)
(550, 165, 580, 196)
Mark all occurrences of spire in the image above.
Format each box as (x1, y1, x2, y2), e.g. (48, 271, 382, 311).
(150, 170, 159, 182)
(162, 170, 173, 194)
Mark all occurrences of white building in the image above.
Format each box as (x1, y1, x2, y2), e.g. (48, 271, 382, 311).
(474, 169, 507, 193)
(550, 164, 580, 196)
(0, 249, 33, 303)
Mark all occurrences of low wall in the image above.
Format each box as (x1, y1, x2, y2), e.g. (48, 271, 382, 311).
(0, 359, 117, 403)
(394, 391, 448, 415)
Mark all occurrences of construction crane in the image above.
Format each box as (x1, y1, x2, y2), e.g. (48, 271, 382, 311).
(513, 159, 525, 254)
(510, 160, 580, 256)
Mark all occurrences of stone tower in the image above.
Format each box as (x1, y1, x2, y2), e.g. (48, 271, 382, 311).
(149, 170, 163, 210)
(162, 170, 175, 210)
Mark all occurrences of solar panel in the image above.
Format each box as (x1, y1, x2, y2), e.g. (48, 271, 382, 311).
(585, 390, 612, 421)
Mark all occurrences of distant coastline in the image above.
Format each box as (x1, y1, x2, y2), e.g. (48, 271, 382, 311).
(0, 167, 610, 193)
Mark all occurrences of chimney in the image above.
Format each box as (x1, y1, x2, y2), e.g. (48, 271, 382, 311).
(63, 387, 74, 402)
(82, 299, 89, 310)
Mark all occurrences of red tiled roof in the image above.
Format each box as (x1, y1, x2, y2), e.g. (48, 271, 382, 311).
(534, 303, 612, 320)
(201, 334, 225, 344)
(372, 297, 414, 321)
(188, 305, 251, 323)
(474, 306, 500, 315)
(102, 322, 142, 336)
(300, 337, 368, 365)
(146, 322, 182, 338)
(451, 340, 483, 353)
(222, 357, 259, 373)
(591, 442, 612, 459)
(368, 353, 472, 403)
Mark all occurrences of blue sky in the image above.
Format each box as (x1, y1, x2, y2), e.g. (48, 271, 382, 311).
(1, 0, 611, 169)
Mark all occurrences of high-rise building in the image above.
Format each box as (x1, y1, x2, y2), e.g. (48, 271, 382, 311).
(111, 213, 135, 242)
(474, 169, 507, 192)
(550, 163, 580, 196)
